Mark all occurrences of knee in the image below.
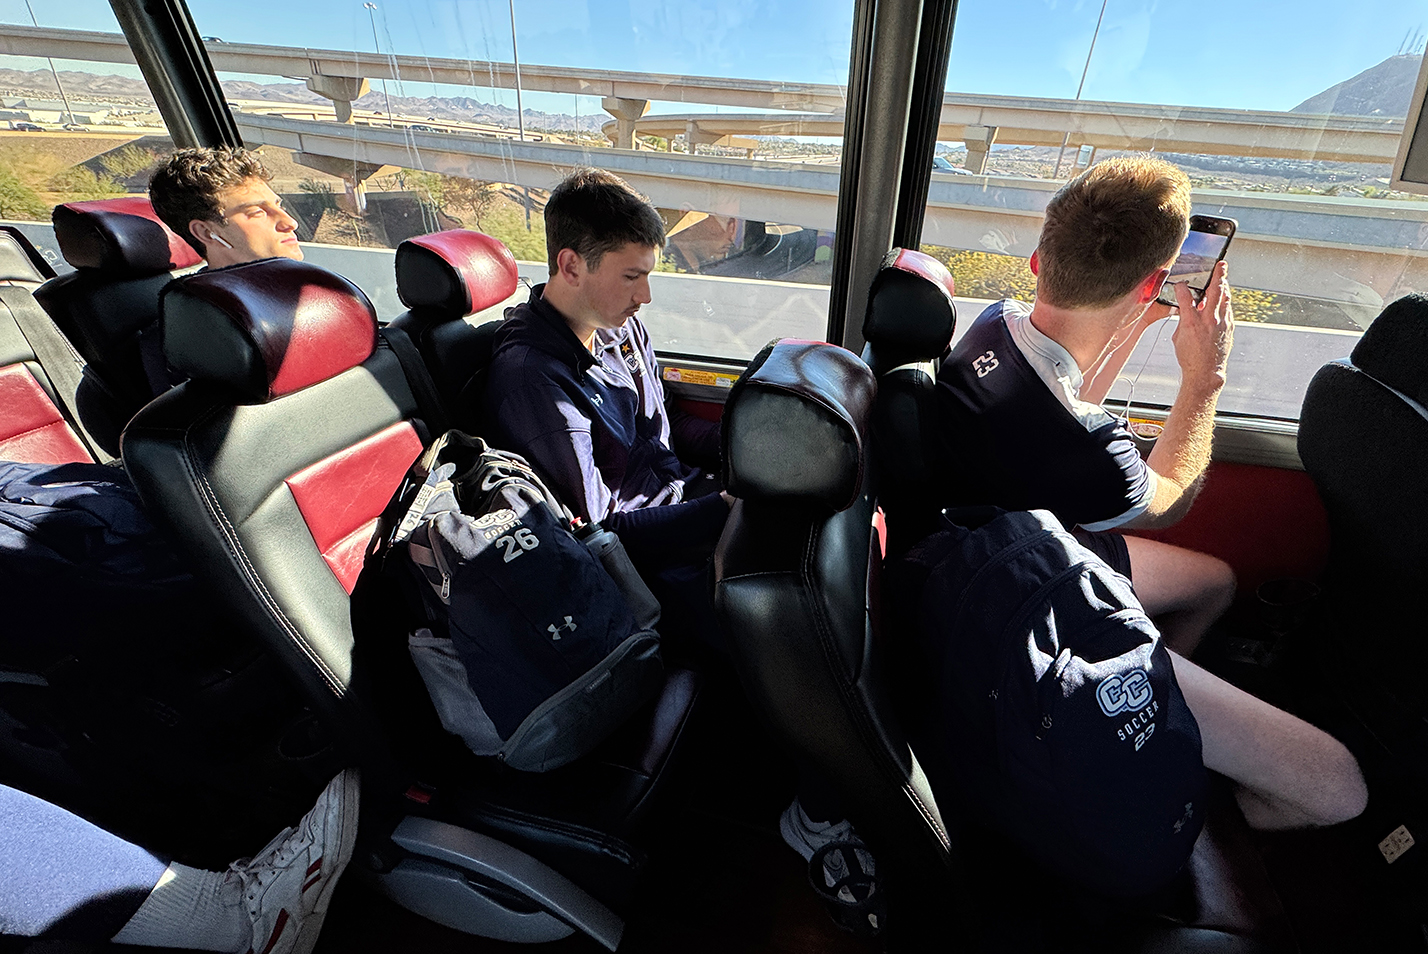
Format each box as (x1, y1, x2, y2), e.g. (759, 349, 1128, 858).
(1207, 557, 1237, 609)
(1314, 739, 1369, 826)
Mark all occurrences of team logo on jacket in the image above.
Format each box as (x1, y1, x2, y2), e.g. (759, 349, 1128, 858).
(1096, 670, 1152, 716)
(1099, 670, 1159, 751)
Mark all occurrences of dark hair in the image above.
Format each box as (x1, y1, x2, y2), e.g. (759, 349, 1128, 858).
(1036, 156, 1191, 309)
(544, 167, 665, 273)
(149, 147, 271, 254)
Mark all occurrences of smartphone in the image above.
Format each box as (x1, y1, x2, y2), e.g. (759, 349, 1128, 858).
(1155, 215, 1237, 307)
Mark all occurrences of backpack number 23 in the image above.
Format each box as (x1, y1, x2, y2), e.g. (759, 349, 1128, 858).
(497, 527, 540, 562)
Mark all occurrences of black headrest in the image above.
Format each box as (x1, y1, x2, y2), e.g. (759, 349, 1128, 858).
(0, 228, 55, 285)
(862, 248, 957, 366)
(162, 258, 377, 402)
(722, 339, 876, 511)
(1352, 294, 1428, 407)
(53, 197, 203, 276)
(395, 230, 519, 317)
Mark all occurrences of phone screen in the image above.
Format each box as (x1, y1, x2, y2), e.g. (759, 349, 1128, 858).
(1157, 227, 1232, 305)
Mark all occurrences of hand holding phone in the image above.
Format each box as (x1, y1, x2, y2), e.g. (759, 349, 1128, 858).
(1156, 215, 1236, 307)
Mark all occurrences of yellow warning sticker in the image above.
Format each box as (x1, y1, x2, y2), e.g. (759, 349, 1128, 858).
(663, 366, 738, 389)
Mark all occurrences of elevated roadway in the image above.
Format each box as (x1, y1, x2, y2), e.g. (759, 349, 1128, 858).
(0, 24, 1403, 163)
(234, 112, 1428, 321)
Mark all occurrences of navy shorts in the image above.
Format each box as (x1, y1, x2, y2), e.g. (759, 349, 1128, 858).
(1071, 528, 1132, 581)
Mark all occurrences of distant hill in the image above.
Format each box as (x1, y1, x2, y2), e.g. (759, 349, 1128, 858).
(1291, 54, 1421, 117)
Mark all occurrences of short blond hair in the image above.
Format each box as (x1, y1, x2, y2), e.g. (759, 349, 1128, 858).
(1035, 156, 1191, 309)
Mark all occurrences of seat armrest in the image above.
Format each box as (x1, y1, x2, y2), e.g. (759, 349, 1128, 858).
(391, 816, 623, 950)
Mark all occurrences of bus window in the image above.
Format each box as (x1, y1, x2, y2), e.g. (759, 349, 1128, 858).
(178, 0, 856, 357)
(0, 2, 166, 270)
(917, 0, 1428, 422)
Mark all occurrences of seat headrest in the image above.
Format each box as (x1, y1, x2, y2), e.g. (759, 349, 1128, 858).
(722, 339, 876, 511)
(162, 258, 377, 402)
(1353, 294, 1428, 407)
(53, 196, 203, 276)
(862, 248, 957, 363)
(395, 230, 519, 317)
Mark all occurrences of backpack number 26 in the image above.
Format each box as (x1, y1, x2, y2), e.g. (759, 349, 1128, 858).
(497, 527, 540, 562)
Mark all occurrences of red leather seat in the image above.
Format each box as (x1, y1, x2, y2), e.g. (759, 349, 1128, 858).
(123, 257, 699, 949)
(388, 229, 520, 429)
(36, 197, 203, 439)
(0, 228, 102, 465)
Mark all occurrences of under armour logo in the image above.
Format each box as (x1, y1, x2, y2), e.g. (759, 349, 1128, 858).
(547, 616, 577, 639)
(1172, 802, 1195, 835)
(972, 350, 999, 378)
(1096, 670, 1153, 717)
(591, 393, 604, 406)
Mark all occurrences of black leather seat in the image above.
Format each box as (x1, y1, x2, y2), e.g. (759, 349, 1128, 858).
(122, 257, 699, 949)
(388, 229, 520, 429)
(716, 326, 1292, 949)
(35, 197, 204, 447)
(858, 248, 958, 557)
(1297, 293, 1428, 837)
(713, 338, 965, 947)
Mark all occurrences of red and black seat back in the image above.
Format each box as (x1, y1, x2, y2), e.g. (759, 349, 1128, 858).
(37, 197, 202, 412)
(123, 257, 426, 759)
(0, 229, 102, 464)
(389, 229, 520, 428)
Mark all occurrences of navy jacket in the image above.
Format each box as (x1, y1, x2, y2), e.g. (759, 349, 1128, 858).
(483, 285, 726, 558)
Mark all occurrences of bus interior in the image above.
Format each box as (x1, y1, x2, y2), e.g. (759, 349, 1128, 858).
(2, 0, 1428, 951)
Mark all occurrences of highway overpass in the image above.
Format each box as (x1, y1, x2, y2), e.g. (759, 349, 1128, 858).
(232, 112, 1428, 323)
(0, 24, 1403, 163)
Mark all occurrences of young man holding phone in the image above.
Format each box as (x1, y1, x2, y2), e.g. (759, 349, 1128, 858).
(926, 156, 1366, 831)
(934, 156, 1234, 657)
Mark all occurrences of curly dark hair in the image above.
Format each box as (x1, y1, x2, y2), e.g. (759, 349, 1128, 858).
(149, 146, 271, 254)
(544, 167, 665, 274)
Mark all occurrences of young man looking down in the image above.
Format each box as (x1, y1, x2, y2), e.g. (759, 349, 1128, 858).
(483, 168, 879, 931)
(482, 167, 729, 648)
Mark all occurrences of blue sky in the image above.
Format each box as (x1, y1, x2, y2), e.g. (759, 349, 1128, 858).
(2, 0, 1425, 115)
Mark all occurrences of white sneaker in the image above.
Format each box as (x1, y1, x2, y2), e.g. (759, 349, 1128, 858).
(778, 797, 876, 900)
(231, 768, 361, 954)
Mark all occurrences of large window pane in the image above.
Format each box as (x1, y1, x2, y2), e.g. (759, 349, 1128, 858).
(921, 0, 1428, 421)
(178, 0, 857, 360)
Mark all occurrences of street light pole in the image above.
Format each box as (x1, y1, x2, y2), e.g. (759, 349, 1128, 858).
(1054, 0, 1108, 178)
(363, 3, 394, 125)
(509, 0, 531, 229)
(23, 0, 75, 125)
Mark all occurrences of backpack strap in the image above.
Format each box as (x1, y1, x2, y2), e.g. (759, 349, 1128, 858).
(0, 286, 115, 464)
(379, 326, 450, 438)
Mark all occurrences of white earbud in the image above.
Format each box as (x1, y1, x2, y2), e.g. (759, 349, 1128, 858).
(207, 231, 234, 250)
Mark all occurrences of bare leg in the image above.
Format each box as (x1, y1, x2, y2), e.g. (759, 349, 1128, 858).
(1125, 535, 1235, 657)
(1171, 652, 1367, 829)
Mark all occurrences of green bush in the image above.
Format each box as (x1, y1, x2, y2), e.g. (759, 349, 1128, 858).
(0, 167, 47, 219)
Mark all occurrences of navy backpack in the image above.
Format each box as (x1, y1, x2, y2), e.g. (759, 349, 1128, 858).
(893, 507, 1207, 897)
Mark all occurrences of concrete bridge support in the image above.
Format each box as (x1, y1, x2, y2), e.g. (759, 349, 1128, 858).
(963, 124, 998, 174)
(292, 152, 384, 213)
(305, 74, 370, 124)
(603, 96, 650, 149)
